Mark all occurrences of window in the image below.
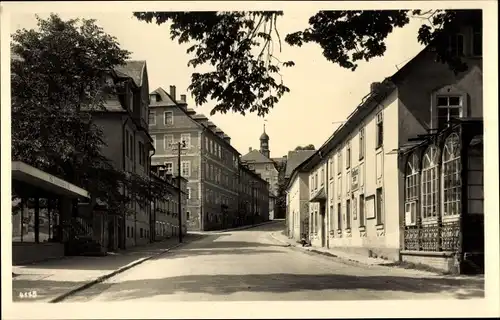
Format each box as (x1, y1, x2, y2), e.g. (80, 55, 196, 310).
(149, 111, 156, 125)
(125, 130, 129, 157)
(437, 96, 462, 130)
(129, 133, 133, 159)
(164, 162, 173, 175)
(359, 128, 365, 160)
(346, 199, 351, 229)
(180, 134, 191, 149)
(314, 172, 318, 190)
(210, 140, 214, 154)
(320, 167, 325, 186)
(376, 187, 383, 225)
(127, 226, 130, 238)
(205, 137, 209, 151)
(151, 135, 156, 150)
(138, 142, 145, 165)
(329, 158, 333, 179)
(359, 194, 365, 227)
(376, 111, 383, 148)
(164, 111, 173, 125)
(337, 152, 342, 173)
(217, 145, 221, 158)
(337, 203, 342, 230)
(187, 187, 191, 200)
(187, 211, 190, 220)
(181, 161, 191, 177)
(442, 134, 461, 217)
(421, 145, 439, 220)
(472, 25, 482, 56)
(329, 181, 334, 200)
(405, 153, 420, 226)
(329, 205, 335, 231)
(164, 134, 174, 150)
(346, 142, 351, 169)
(140, 228, 143, 238)
(448, 33, 465, 57)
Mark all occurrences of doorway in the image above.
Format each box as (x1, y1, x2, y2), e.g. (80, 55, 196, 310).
(320, 203, 326, 247)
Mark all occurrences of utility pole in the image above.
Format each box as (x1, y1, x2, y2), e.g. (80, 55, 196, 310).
(177, 141, 184, 243)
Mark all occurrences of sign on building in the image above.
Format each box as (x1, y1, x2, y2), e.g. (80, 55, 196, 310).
(351, 166, 359, 191)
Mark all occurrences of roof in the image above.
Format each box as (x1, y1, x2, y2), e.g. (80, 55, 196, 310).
(150, 87, 177, 107)
(241, 149, 274, 164)
(260, 132, 269, 140)
(114, 60, 146, 87)
(285, 150, 316, 178)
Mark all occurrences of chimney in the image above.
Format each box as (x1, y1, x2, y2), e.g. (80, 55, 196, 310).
(180, 94, 187, 103)
(249, 147, 252, 152)
(370, 82, 381, 93)
(169, 85, 176, 101)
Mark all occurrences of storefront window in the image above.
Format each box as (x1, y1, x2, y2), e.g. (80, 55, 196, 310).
(421, 145, 440, 220)
(442, 133, 461, 217)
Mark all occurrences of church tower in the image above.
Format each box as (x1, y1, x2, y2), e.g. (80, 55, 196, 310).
(259, 123, 270, 158)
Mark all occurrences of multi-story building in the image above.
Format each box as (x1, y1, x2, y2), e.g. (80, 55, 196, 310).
(289, 13, 483, 274)
(241, 126, 281, 219)
(92, 60, 154, 250)
(284, 149, 316, 241)
(239, 165, 270, 225)
(148, 86, 241, 231)
(150, 165, 188, 241)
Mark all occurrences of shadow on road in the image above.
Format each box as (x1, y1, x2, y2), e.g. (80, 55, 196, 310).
(68, 272, 484, 301)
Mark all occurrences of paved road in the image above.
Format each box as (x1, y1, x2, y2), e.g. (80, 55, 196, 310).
(64, 222, 484, 301)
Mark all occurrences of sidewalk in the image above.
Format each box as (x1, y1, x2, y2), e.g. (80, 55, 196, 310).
(270, 231, 391, 266)
(12, 234, 203, 303)
(270, 232, 485, 280)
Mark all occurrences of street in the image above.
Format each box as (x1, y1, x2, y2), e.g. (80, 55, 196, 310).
(63, 222, 484, 301)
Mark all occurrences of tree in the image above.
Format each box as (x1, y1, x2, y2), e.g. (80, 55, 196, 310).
(11, 14, 166, 216)
(134, 10, 481, 117)
(295, 144, 315, 151)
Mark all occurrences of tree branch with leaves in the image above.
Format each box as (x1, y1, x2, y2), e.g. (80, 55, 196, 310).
(134, 9, 481, 117)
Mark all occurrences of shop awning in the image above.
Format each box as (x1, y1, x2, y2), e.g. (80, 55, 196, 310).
(11, 161, 90, 199)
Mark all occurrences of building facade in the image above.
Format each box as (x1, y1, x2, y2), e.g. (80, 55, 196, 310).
(285, 150, 316, 241)
(289, 15, 482, 273)
(148, 86, 241, 231)
(241, 126, 281, 219)
(150, 165, 188, 241)
(239, 165, 270, 225)
(92, 60, 154, 250)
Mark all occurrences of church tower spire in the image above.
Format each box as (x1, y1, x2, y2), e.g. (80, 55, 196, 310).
(259, 122, 270, 158)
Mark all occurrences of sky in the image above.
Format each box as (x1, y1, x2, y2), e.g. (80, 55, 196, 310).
(10, 9, 425, 158)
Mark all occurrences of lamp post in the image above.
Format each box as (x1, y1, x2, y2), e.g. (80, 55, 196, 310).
(176, 140, 187, 243)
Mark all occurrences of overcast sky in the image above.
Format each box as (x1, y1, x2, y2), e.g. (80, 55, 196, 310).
(10, 9, 425, 158)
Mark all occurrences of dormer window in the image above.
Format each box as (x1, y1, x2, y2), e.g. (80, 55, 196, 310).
(150, 94, 156, 103)
(437, 95, 463, 130)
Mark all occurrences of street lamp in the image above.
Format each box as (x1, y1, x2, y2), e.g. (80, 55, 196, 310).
(176, 139, 187, 243)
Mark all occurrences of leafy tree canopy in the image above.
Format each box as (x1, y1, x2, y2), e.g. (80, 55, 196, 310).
(134, 10, 481, 117)
(11, 14, 169, 214)
(295, 144, 315, 151)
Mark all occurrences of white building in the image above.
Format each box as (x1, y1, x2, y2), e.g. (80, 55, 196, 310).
(289, 15, 483, 271)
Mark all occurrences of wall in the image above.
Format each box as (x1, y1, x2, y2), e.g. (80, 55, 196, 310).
(12, 242, 65, 265)
(150, 104, 203, 230)
(287, 172, 310, 241)
(201, 129, 240, 230)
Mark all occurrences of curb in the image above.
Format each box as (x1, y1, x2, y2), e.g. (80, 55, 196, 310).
(49, 236, 200, 303)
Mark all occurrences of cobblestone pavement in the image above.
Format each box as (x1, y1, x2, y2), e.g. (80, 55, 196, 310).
(60, 222, 484, 302)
